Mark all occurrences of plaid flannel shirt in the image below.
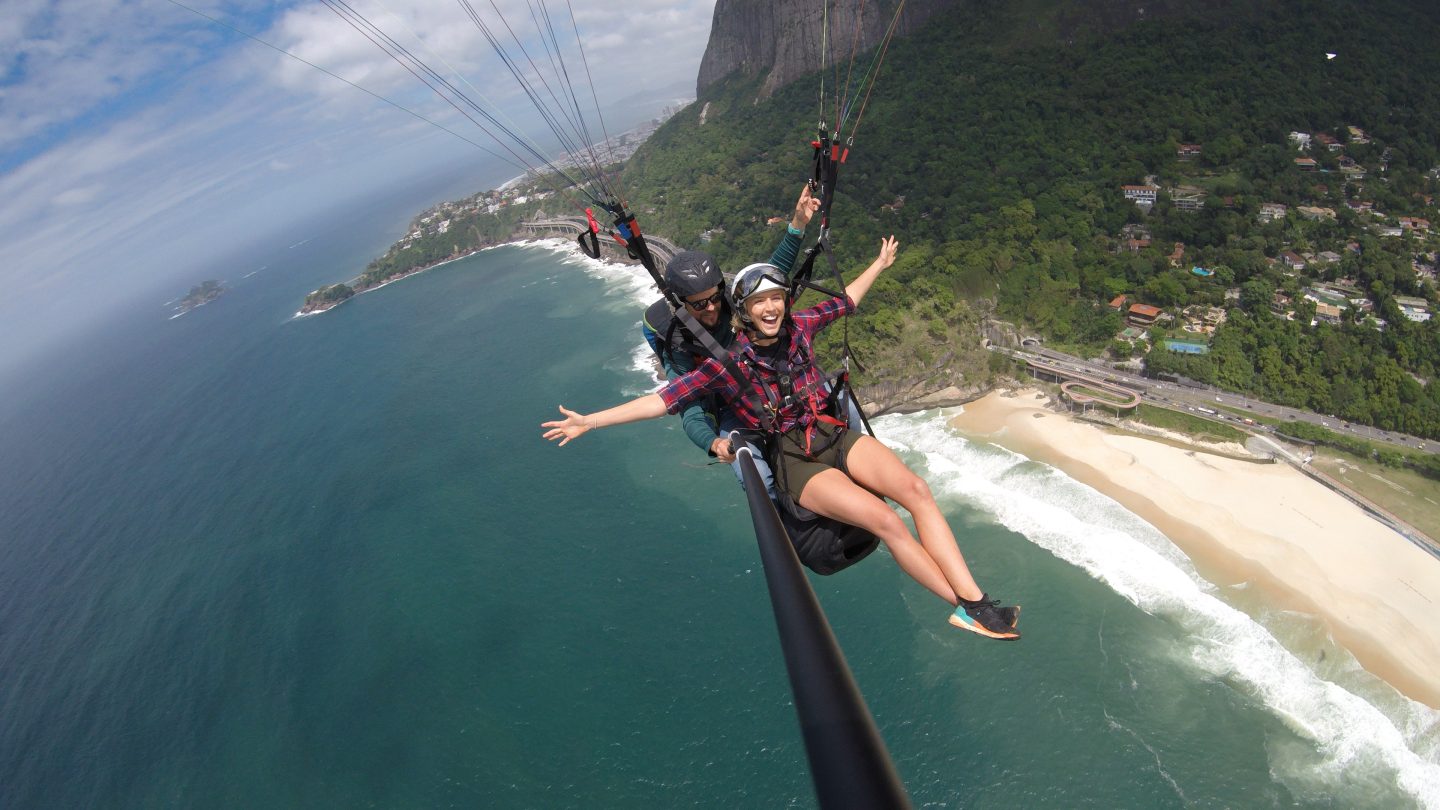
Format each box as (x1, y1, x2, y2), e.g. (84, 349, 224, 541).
(657, 294, 855, 431)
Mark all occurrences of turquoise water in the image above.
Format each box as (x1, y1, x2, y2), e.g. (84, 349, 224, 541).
(2, 200, 1437, 807)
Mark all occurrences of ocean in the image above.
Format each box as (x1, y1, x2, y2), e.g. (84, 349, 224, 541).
(2, 194, 1437, 808)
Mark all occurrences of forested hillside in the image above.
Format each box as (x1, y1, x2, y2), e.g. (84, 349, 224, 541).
(622, 0, 1440, 438)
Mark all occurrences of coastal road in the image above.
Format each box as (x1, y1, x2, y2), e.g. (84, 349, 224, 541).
(1005, 346, 1435, 454)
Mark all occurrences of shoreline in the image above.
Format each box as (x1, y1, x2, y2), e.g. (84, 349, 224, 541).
(294, 245, 497, 318)
(948, 388, 1440, 709)
(294, 222, 635, 318)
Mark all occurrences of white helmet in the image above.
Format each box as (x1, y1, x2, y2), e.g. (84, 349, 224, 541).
(730, 263, 787, 301)
(728, 263, 790, 329)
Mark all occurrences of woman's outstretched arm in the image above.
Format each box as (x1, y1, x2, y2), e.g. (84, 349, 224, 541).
(843, 235, 899, 307)
(542, 393, 667, 446)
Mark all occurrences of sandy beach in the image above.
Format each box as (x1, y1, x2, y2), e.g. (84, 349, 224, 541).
(949, 389, 1440, 709)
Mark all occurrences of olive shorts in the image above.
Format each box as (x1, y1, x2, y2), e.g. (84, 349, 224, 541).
(775, 421, 861, 502)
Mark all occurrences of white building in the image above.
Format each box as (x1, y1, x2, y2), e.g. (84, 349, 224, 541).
(1122, 184, 1159, 208)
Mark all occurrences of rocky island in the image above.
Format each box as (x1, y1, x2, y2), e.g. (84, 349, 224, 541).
(172, 280, 226, 316)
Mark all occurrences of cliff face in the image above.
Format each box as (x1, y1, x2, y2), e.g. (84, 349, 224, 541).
(696, 0, 1222, 100)
(696, 0, 953, 99)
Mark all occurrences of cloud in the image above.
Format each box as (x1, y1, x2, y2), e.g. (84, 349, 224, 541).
(0, 0, 224, 157)
(50, 183, 104, 206)
(0, 0, 715, 376)
(260, 0, 714, 113)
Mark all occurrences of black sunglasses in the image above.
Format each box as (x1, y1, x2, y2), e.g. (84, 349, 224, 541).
(683, 290, 725, 310)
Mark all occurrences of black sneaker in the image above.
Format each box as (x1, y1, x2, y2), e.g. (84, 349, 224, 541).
(949, 595, 1021, 640)
(997, 605, 1021, 628)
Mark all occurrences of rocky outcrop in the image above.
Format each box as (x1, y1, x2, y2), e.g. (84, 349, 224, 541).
(696, 0, 953, 99)
(697, 0, 1232, 100)
(857, 379, 991, 416)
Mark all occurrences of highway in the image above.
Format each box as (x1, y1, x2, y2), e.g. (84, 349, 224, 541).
(1003, 345, 1435, 454)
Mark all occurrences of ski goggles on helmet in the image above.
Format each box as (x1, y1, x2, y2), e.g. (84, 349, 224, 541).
(730, 263, 788, 304)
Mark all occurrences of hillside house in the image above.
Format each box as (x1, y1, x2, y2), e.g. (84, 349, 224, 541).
(1315, 250, 1343, 265)
(1117, 224, 1152, 250)
(1289, 131, 1312, 150)
(1297, 206, 1337, 221)
(1122, 184, 1159, 207)
(1347, 126, 1370, 144)
(1295, 157, 1318, 171)
(1396, 296, 1432, 323)
(1305, 286, 1354, 315)
(1168, 243, 1186, 267)
(1181, 305, 1227, 335)
(1339, 156, 1367, 179)
(1127, 303, 1163, 327)
(1316, 133, 1343, 152)
(1170, 186, 1207, 211)
(1281, 251, 1307, 271)
(1312, 301, 1344, 324)
(1259, 202, 1288, 222)
(1400, 217, 1431, 233)
(1328, 280, 1365, 297)
(1177, 143, 1203, 160)
(1108, 294, 1128, 311)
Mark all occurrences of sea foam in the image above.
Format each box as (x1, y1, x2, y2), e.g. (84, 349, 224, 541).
(875, 410, 1440, 809)
(510, 237, 657, 309)
(512, 238, 666, 398)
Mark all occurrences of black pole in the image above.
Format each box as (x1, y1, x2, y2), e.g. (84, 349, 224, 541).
(731, 440, 910, 809)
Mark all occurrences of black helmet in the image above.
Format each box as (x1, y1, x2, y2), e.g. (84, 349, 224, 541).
(664, 251, 722, 298)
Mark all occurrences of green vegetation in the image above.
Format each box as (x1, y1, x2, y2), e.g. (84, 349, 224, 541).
(179, 280, 225, 310)
(302, 186, 560, 312)
(303, 283, 354, 309)
(622, 0, 1440, 438)
(1129, 404, 1247, 444)
(1279, 420, 1440, 479)
(1308, 449, 1440, 542)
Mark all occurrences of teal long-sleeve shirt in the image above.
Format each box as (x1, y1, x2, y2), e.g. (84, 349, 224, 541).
(657, 225, 807, 453)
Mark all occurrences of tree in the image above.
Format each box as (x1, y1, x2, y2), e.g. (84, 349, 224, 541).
(1238, 278, 1274, 314)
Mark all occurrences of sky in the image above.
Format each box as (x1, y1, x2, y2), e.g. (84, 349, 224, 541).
(0, 0, 714, 380)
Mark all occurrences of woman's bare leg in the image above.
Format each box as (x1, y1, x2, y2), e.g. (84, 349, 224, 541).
(840, 436, 986, 603)
(796, 468, 958, 603)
